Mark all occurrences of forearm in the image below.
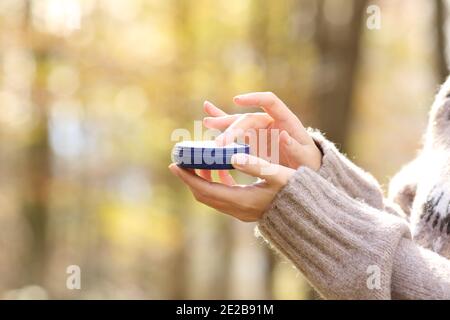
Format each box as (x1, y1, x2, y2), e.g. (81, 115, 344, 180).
(257, 167, 411, 299)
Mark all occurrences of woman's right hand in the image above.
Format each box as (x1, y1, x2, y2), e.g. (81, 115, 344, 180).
(203, 92, 322, 171)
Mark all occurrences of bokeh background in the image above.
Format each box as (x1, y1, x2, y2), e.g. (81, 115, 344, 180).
(0, 0, 447, 299)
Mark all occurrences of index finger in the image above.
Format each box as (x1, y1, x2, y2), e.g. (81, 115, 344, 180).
(234, 92, 312, 144)
(204, 100, 228, 117)
(233, 92, 294, 122)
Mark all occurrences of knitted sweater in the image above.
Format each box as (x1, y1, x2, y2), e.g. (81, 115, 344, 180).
(257, 130, 450, 300)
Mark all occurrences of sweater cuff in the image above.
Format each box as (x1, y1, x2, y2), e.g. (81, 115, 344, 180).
(308, 129, 384, 209)
(257, 167, 411, 300)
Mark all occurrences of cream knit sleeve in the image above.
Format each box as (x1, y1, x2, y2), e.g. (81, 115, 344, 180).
(391, 238, 450, 299)
(309, 129, 384, 210)
(257, 167, 450, 299)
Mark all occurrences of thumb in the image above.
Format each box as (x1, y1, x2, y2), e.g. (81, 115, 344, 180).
(231, 153, 294, 185)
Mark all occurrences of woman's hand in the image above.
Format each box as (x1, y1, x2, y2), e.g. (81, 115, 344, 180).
(203, 92, 322, 171)
(169, 154, 295, 222)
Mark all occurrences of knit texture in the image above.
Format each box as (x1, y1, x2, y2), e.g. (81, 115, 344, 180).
(310, 129, 407, 220)
(388, 77, 450, 257)
(257, 129, 450, 299)
(309, 129, 384, 210)
(255, 77, 450, 299)
(392, 238, 450, 299)
(257, 167, 411, 299)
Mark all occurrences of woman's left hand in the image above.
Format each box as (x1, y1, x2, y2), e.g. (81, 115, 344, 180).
(169, 153, 295, 222)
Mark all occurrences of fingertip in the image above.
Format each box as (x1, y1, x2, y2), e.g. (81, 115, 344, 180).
(169, 163, 180, 175)
(233, 94, 259, 106)
(203, 117, 212, 125)
(203, 101, 210, 112)
(203, 117, 217, 129)
(280, 130, 292, 145)
(233, 94, 247, 104)
(215, 135, 226, 147)
(231, 153, 249, 168)
(230, 154, 237, 165)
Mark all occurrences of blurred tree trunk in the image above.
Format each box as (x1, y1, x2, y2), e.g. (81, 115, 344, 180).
(21, 0, 51, 286)
(435, 0, 448, 82)
(289, 0, 368, 298)
(310, 0, 368, 151)
(22, 107, 50, 286)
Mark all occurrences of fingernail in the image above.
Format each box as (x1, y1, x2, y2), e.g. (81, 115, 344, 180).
(281, 131, 292, 145)
(286, 136, 292, 145)
(231, 153, 248, 167)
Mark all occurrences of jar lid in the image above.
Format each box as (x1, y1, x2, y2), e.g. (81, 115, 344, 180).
(172, 140, 250, 170)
